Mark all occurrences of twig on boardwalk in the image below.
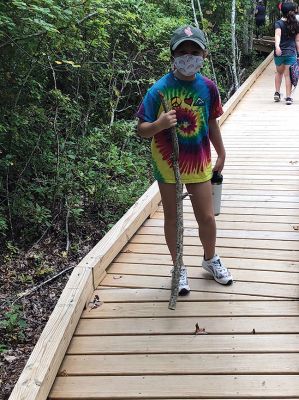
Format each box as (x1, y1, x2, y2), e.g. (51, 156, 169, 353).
(158, 91, 184, 310)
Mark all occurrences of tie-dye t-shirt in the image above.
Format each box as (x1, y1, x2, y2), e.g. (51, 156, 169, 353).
(136, 72, 223, 184)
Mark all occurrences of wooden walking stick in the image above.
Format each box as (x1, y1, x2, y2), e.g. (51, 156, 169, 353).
(158, 91, 184, 310)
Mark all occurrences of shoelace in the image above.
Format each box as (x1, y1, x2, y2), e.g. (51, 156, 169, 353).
(212, 259, 229, 277)
(180, 268, 187, 279)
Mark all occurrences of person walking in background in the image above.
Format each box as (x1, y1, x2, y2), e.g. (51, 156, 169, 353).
(136, 25, 233, 295)
(278, 2, 283, 13)
(274, 2, 299, 104)
(255, 0, 266, 38)
(278, 0, 296, 14)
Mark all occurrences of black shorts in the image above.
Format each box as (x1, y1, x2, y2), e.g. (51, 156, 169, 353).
(255, 18, 265, 27)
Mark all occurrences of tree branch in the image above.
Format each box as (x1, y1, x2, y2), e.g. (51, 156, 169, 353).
(159, 91, 184, 311)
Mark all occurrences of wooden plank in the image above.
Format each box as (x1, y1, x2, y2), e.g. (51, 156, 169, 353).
(222, 128, 299, 132)
(223, 156, 299, 160)
(131, 233, 299, 251)
(123, 242, 299, 262)
(77, 182, 161, 286)
(115, 253, 299, 272)
(152, 211, 299, 224)
(67, 334, 299, 354)
(221, 189, 299, 196)
(8, 267, 94, 400)
(144, 217, 298, 233)
(100, 274, 299, 299)
(108, 262, 299, 285)
(184, 199, 299, 208)
(221, 184, 299, 191)
(224, 144, 299, 147)
(59, 353, 299, 375)
(49, 375, 299, 399)
(220, 194, 299, 201)
(138, 225, 299, 241)
(224, 148, 299, 151)
(92, 288, 275, 302)
(159, 205, 299, 217)
(49, 397, 292, 400)
(82, 301, 299, 318)
(75, 316, 299, 335)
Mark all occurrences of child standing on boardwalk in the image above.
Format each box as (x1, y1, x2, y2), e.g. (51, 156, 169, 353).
(274, 2, 299, 104)
(136, 25, 233, 295)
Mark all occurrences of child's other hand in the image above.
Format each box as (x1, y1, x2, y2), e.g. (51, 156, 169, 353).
(213, 156, 225, 173)
(157, 110, 177, 130)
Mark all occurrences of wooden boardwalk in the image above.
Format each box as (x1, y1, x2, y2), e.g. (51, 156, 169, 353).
(9, 55, 299, 400)
(48, 59, 299, 399)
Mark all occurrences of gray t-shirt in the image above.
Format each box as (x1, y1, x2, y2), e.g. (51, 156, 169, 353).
(275, 20, 297, 56)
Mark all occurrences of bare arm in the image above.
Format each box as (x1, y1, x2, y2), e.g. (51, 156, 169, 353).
(275, 27, 282, 56)
(209, 118, 226, 173)
(296, 33, 299, 56)
(137, 110, 177, 138)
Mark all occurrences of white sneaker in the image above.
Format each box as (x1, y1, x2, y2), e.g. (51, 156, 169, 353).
(202, 255, 233, 285)
(178, 267, 190, 296)
(274, 91, 281, 102)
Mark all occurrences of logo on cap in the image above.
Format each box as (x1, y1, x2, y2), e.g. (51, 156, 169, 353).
(184, 27, 193, 37)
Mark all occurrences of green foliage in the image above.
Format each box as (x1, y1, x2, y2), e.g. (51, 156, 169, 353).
(0, 0, 265, 251)
(0, 344, 7, 353)
(0, 305, 27, 341)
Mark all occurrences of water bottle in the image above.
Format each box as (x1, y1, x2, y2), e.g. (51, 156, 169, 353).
(211, 171, 223, 216)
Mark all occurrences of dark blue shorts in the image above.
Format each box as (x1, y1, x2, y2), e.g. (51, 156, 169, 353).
(274, 55, 297, 66)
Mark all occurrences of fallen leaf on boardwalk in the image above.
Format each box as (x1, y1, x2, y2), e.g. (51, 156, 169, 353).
(195, 323, 207, 335)
(289, 160, 298, 164)
(113, 275, 122, 279)
(58, 369, 68, 377)
(292, 226, 299, 231)
(88, 294, 103, 311)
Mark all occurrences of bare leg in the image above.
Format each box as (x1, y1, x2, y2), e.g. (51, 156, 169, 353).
(186, 181, 216, 260)
(284, 65, 292, 98)
(275, 64, 285, 93)
(158, 182, 178, 263)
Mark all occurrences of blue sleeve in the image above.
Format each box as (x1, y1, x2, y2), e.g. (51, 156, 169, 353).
(275, 20, 282, 30)
(135, 88, 161, 122)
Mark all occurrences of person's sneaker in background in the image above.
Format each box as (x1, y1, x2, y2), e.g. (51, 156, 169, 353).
(274, 92, 281, 102)
(285, 97, 293, 105)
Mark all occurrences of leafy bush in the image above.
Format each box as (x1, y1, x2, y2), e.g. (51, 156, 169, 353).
(0, 0, 268, 251)
(0, 305, 27, 342)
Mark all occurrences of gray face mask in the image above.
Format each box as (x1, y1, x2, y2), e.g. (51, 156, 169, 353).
(174, 54, 204, 76)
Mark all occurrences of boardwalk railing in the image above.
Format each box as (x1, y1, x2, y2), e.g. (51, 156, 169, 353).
(8, 51, 274, 400)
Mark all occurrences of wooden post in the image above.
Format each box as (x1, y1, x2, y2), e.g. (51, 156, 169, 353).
(158, 91, 184, 310)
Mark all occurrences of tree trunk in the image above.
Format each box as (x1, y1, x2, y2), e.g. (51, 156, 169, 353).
(231, 0, 240, 90)
(248, 0, 255, 53)
(191, 0, 218, 85)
